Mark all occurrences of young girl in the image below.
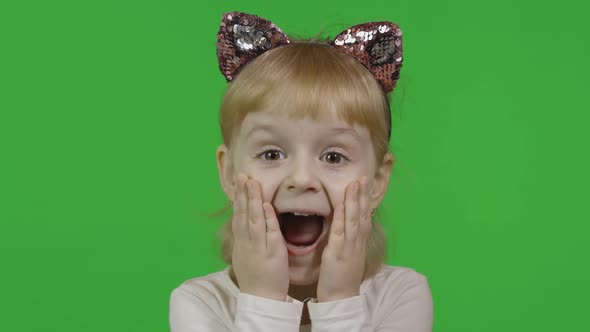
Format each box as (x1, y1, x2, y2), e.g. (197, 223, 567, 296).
(170, 12, 433, 332)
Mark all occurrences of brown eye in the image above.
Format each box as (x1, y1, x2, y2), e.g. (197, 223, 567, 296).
(324, 152, 343, 164)
(261, 150, 283, 161)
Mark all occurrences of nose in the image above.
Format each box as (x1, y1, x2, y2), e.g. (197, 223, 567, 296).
(284, 156, 321, 193)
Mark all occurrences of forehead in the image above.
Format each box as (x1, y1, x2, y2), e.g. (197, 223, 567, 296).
(238, 109, 370, 140)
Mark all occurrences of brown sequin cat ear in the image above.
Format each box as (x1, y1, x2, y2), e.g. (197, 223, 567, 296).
(216, 12, 292, 81)
(331, 22, 403, 93)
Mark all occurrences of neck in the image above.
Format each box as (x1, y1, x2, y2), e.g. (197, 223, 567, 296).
(289, 283, 316, 326)
(288, 282, 318, 302)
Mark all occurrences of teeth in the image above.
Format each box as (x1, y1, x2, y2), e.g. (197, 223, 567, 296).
(292, 212, 311, 216)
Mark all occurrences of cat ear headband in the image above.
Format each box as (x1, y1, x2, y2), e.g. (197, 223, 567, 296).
(216, 11, 403, 93)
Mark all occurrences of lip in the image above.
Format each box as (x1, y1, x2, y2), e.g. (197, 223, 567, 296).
(284, 218, 329, 256)
(277, 208, 329, 218)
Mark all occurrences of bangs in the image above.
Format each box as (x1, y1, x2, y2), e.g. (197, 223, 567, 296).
(219, 42, 390, 157)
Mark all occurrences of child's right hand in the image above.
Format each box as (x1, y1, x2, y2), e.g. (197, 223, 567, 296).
(231, 173, 290, 302)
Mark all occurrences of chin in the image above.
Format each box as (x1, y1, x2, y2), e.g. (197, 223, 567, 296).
(288, 264, 319, 285)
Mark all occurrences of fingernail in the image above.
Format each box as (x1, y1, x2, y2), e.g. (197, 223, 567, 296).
(239, 174, 248, 187)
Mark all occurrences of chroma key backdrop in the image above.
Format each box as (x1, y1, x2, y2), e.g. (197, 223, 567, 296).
(1, 0, 588, 331)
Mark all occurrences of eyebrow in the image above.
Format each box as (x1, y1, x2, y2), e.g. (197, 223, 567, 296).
(245, 124, 362, 141)
(327, 127, 362, 141)
(245, 124, 276, 138)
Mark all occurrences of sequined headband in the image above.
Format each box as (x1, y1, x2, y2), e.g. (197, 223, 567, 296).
(216, 12, 403, 93)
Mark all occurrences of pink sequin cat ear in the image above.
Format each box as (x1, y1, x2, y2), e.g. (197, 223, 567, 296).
(216, 12, 291, 81)
(216, 12, 403, 93)
(331, 22, 403, 93)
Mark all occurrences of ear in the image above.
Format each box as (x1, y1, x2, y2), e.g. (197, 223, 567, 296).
(216, 144, 235, 201)
(369, 152, 394, 208)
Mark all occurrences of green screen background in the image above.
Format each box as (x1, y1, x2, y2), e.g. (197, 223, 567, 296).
(2, 0, 588, 331)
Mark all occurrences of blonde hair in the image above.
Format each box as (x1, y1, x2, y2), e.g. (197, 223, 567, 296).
(216, 42, 391, 280)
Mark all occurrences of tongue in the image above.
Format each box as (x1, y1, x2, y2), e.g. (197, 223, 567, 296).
(280, 214, 323, 246)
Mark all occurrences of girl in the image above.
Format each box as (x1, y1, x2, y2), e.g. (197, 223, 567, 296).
(170, 12, 433, 332)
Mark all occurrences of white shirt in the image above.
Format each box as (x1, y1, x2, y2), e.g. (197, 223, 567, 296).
(169, 264, 433, 331)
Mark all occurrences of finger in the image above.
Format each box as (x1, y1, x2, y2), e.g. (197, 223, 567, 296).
(344, 180, 360, 243)
(358, 176, 371, 238)
(247, 179, 266, 247)
(327, 204, 345, 254)
(232, 174, 249, 242)
(263, 202, 283, 251)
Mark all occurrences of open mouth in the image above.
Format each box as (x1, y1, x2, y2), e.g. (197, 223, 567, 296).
(278, 212, 327, 254)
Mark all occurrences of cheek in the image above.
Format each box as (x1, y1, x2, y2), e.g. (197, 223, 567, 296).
(322, 170, 367, 206)
(234, 156, 282, 202)
(241, 170, 279, 202)
(325, 182, 349, 207)
(258, 182, 276, 202)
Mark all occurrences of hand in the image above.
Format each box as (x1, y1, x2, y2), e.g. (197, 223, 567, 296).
(316, 177, 371, 302)
(231, 174, 290, 302)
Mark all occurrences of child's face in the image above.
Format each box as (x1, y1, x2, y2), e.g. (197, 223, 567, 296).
(218, 108, 392, 285)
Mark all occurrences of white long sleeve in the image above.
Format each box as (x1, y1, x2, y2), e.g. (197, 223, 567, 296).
(307, 295, 372, 331)
(170, 288, 304, 332)
(170, 287, 231, 331)
(307, 272, 433, 331)
(169, 265, 433, 332)
(234, 293, 303, 331)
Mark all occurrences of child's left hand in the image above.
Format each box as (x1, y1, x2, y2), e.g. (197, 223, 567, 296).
(316, 176, 371, 303)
